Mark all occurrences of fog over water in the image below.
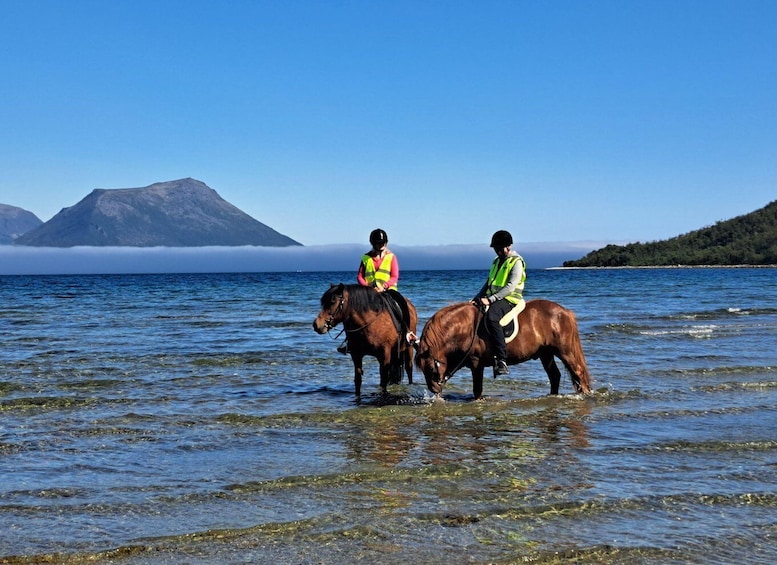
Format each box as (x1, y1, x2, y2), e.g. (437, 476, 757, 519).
(0, 242, 603, 275)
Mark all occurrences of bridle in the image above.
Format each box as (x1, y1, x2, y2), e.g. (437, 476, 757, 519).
(322, 293, 345, 332)
(430, 355, 452, 386)
(322, 290, 381, 336)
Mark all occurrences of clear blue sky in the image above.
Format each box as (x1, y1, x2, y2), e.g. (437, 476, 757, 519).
(1, 0, 775, 247)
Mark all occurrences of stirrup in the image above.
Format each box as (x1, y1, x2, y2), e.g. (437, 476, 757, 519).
(494, 359, 509, 377)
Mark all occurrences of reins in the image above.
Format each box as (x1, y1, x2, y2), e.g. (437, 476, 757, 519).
(433, 304, 484, 384)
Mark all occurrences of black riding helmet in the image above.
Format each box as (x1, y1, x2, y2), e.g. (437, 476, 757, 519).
(369, 228, 388, 246)
(490, 230, 513, 249)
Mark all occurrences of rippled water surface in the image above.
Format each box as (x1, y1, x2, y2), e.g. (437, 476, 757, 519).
(2, 268, 777, 563)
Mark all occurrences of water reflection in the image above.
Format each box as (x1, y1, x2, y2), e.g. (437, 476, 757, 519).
(536, 401, 593, 449)
(342, 408, 418, 467)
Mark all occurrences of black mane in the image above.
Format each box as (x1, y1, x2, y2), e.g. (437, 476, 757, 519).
(322, 284, 386, 314)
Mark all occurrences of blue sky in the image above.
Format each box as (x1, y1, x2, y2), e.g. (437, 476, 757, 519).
(1, 0, 775, 249)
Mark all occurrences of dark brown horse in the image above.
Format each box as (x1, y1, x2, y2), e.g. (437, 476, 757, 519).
(313, 284, 418, 396)
(414, 300, 591, 399)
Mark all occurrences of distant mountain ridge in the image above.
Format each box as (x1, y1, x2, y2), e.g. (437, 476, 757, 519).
(14, 178, 301, 247)
(564, 200, 777, 267)
(0, 204, 43, 244)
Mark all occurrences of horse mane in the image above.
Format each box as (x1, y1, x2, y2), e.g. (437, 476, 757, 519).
(322, 284, 386, 314)
(420, 302, 475, 354)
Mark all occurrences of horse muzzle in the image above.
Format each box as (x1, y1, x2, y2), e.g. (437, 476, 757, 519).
(424, 372, 442, 394)
(421, 359, 449, 393)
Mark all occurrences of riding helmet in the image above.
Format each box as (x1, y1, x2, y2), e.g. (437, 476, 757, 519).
(369, 228, 388, 246)
(490, 230, 513, 248)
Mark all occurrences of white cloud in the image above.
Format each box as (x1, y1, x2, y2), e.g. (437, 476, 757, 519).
(0, 242, 604, 275)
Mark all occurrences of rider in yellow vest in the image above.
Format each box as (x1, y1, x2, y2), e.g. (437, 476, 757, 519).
(357, 228, 398, 291)
(472, 230, 526, 376)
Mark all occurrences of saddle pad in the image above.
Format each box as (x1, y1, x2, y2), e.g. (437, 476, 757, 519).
(499, 299, 526, 343)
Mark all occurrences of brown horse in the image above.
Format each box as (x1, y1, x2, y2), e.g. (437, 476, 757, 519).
(313, 284, 418, 396)
(414, 300, 591, 399)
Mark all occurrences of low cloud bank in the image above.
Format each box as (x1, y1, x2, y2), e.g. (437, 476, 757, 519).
(0, 242, 603, 275)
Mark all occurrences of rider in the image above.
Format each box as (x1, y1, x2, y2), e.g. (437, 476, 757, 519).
(471, 230, 526, 376)
(357, 228, 398, 292)
(338, 228, 402, 354)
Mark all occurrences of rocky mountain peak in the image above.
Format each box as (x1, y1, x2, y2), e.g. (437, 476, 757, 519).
(14, 178, 301, 247)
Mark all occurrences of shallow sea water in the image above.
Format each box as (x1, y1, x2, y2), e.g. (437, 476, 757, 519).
(1, 268, 777, 563)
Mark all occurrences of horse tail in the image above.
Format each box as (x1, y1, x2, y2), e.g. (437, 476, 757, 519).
(561, 309, 592, 394)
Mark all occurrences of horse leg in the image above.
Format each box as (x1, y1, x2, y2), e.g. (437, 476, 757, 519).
(379, 361, 390, 394)
(387, 352, 403, 386)
(352, 355, 364, 397)
(404, 348, 413, 385)
(472, 366, 485, 400)
(540, 352, 562, 395)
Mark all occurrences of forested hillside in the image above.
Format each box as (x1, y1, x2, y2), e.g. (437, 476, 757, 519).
(564, 200, 777, 267)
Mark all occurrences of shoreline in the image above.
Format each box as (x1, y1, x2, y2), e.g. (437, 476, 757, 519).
(549, 264, 777, 270)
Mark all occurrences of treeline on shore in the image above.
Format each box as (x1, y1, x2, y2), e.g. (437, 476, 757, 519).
(564, 200, 777, 267)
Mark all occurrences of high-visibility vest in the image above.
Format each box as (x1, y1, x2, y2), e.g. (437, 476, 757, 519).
(362, 253, 397, 290)
(487, 255, 525, 304)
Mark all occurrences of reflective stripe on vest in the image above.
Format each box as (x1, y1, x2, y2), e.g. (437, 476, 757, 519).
(362, 253, 397, 290)
(487, 255, 525, 304)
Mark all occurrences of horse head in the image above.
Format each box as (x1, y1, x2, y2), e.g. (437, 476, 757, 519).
(312, 283, 347, 334)
(415, 303, 483, 395)
(414, 336, 449, 394)
(415, 306, 468, 394)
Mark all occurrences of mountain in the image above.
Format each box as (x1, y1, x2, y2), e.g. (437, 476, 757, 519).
(563, 200, 777, 267)
(0, 204, 43, 244)
(14, 178, 301, 247)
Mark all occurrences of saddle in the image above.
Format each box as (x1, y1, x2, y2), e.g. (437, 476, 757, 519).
(499, 299, 526, 343)
(382, 289, 409, 334)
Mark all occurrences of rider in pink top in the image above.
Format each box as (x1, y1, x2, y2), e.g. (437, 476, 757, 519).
(357, 229, 399, 291)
